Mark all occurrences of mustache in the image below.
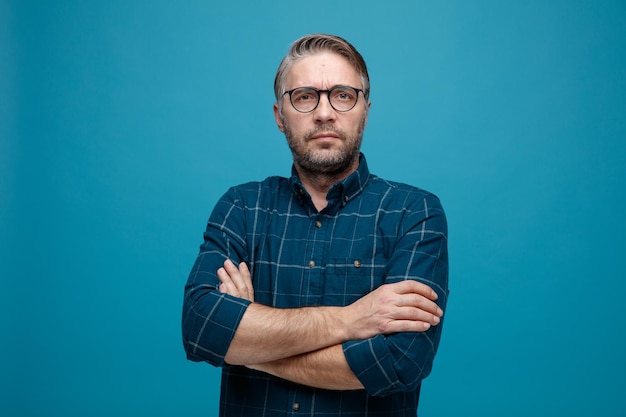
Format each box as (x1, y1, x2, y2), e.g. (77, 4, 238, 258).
(304, 125, 346, 140)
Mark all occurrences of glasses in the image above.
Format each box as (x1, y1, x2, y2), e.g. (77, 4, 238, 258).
(282, 86, 364, 113)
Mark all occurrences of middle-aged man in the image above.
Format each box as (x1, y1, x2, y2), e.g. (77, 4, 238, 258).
(182, 33, 449, 416)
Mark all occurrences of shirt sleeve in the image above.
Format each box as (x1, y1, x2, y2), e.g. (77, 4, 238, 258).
(181, 187, 251, 367)
(342, 193, 449, 396)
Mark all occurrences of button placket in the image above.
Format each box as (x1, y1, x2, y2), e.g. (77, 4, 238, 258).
(308, 217, 321, 269)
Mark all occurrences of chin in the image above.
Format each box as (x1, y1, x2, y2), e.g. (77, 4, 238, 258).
(309, 149, 345, 164)
(300, 150, 358, 173)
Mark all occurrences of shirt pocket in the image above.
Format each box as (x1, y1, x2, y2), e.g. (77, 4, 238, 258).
(324, 258, 386, 306)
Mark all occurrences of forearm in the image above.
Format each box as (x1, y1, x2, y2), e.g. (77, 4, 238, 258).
(250, 344, 364, 391)
(224, 303, 350, 365)
(222, 262, 442, 366)
(218, 257, 442, 369)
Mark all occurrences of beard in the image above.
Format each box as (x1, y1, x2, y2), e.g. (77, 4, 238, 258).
(283, 117, 366, 176)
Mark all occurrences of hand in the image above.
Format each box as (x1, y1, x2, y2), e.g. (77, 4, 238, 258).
(343, 280, 443, 339)
(217, 259, 254, 302)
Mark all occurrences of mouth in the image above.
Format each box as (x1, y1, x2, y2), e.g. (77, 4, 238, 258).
(309, 132, 340, 141)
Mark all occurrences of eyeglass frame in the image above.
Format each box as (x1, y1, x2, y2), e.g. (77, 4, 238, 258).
(281, 85, 365, 113)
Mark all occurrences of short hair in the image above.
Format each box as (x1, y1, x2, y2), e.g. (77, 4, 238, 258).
(274, 34, 370, 105)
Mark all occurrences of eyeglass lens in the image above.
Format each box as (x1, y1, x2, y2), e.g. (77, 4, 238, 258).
(289, 87, 359, 112)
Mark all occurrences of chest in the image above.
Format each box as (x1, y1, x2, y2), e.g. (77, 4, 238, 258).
(247, 207, 399, 308)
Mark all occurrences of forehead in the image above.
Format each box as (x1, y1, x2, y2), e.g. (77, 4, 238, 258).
(285, 51, 362, 89)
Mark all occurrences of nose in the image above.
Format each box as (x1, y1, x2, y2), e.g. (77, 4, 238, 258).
(312, 92, 336, 124)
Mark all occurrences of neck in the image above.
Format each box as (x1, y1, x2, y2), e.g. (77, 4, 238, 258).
(295, 159, 359, 211)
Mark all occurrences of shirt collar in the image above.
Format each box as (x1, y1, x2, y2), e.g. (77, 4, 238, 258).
(289, 153, 371, 209)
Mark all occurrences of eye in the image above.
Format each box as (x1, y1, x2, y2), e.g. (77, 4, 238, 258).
(292, 88, 318, 103)
(331, 87, 357, 102)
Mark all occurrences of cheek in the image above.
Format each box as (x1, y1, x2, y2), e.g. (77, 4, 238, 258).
(283, 116, 308, 135)
(346, 114, 366, 133)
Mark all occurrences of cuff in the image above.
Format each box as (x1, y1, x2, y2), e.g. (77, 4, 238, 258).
(184, 292, 251, 366)
(343, 335, 400, 396)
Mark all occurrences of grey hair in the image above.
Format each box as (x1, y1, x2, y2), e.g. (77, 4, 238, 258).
(274, 34, 370, 113)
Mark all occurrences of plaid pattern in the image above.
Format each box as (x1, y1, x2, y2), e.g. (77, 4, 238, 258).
(183, 155, 449, 416)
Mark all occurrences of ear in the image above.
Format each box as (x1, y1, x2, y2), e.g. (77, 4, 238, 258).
(273, 103, 285, 132)
(363, 100, 372, 126)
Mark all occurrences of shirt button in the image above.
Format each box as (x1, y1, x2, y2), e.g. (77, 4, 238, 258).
(354, 259, 361, 268)
(292, 402, 300, 411)
(315, 220, 322, 228)
(308, 260, 315, 268)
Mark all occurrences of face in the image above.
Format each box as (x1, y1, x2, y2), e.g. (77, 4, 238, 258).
(274, 51, 370, 177)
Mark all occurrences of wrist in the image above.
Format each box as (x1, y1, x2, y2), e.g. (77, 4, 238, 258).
(325, 306, 353, 342)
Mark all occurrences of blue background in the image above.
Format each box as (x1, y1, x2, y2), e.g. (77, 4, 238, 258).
(2, 1, 625, 416)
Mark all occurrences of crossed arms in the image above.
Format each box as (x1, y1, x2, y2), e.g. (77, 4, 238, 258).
(215, 259, 443, 390)
(182, 185, 449, 395)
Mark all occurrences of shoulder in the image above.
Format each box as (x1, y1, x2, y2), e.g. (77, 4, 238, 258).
(366, 174, 444, 210)
(365, 176, 448, 237)
(209, 176, 290, 222)
(220, 176, 291, 204)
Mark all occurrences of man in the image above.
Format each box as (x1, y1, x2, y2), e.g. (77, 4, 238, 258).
(182, 34, 449, 416)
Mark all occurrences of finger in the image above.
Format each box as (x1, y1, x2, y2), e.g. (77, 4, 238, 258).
(217, 267, 239, 296)
(238, 260, 251, 276)
(396, 293, 444, 317)
(216, 266, 231, 284)
(389, 305, 441, 326)
(223, 259, 254, 302)
(238, 261, 254, 302)
(223, 259, 250, 295)
(380, 319, 432, 334)
(390, 280, 438, 301)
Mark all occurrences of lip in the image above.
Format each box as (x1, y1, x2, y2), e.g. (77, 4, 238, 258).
(309, 132, 340, 141)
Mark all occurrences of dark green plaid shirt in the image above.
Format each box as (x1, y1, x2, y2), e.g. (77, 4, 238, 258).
(183, 154, 449, 416)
